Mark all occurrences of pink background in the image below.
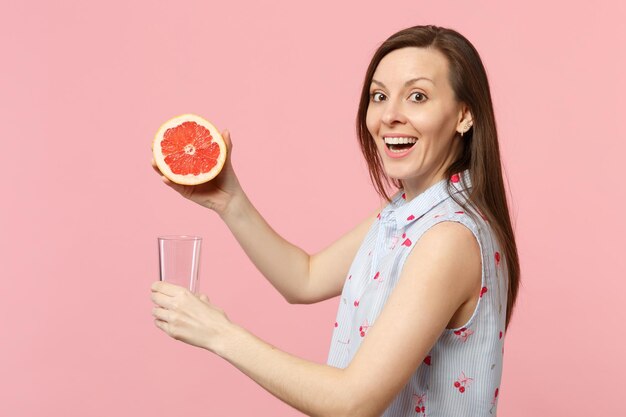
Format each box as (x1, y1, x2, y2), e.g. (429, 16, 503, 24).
(2, 0, 624, 415)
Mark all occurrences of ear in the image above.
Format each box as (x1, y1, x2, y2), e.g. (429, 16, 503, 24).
(456, 104, 473, 136)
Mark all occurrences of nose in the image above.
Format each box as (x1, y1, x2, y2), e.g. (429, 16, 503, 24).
(381, 99, 408, 126)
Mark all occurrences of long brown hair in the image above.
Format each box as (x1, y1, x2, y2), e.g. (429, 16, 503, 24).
(356, 25, 520, 330)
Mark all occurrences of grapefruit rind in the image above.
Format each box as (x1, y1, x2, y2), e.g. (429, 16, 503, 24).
(152, 114, 227, 185)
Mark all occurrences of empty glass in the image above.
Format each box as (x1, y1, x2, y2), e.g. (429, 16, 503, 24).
(157, 235, 202, 294)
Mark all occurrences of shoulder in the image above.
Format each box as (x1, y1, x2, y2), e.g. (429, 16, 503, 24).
(399, 219, 482, 310)
(413, 220, 481, 269)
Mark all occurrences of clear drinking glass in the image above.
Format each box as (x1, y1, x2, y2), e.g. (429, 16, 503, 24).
(157, 235, 202, 294)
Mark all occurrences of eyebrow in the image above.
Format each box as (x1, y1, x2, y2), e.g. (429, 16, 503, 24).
(371, 77, 435, 89)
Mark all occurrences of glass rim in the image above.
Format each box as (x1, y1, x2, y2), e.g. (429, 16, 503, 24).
(157, 235, 202, 241)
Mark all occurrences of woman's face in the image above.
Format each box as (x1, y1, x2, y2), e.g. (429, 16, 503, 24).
(366, 46, 472, 198)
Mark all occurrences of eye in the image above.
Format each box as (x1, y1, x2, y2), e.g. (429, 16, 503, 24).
(410, 92, 427, 102)
(370, 92, 385, 102)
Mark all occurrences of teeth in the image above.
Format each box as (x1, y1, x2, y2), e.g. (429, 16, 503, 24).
(384, 136, 418, 145)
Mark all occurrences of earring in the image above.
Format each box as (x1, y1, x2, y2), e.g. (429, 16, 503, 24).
(460, 122, 472, 137)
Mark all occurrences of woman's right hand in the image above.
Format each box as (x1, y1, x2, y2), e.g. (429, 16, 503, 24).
(151, 129, 244, 217)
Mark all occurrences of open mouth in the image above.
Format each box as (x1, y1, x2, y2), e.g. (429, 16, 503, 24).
(384, 136, 418, 153)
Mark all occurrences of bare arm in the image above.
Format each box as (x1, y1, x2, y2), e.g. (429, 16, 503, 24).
(219, 192, 381, 304)
(209, 221, 482, 416)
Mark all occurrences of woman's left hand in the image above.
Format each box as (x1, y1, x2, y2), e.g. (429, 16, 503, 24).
(150, 281, 231, 352)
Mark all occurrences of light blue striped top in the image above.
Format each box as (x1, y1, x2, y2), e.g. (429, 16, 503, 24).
(327, 169, 507, 416)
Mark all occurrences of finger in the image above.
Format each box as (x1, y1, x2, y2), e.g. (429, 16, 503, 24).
(152, 160, 175, 187)
(151, 292, 174, 309)
(151, 160, 173, 185)
(154, 318, 169, 333)
(152, 306, 170, 322)
(221, 129, 233, 154)
(199, 294, 210, 304)
(152, 281, 185, 296)
(151, 158, 163, 174)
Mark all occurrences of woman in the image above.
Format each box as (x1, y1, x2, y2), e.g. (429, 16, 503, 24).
(150, 24, 520, 416)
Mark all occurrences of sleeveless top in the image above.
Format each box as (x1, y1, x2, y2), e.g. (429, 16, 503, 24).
(326, 169, 508, 416)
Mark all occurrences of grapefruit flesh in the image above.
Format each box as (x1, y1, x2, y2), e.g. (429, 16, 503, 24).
(153, 114, 227, 185)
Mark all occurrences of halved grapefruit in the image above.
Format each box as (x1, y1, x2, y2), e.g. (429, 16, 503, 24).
(152, 114, 227, 185)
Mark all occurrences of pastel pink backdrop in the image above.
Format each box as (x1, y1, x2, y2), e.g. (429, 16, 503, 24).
(1, 0, 624, 415)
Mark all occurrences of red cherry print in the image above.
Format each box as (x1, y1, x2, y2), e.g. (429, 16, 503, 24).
(407, 214, 415, 221)
(373, 271, 380, 280)
(415, 406, 420, 412)
(480, 286, 488, 297)
(454, 330, 461, 335)
(423, 355, 431, 366)
(454, 381, 460, 388)
(499, 331, 503, 339)
(354, 300, 359, 307)
(360, 331, 365, 337)
(459, 386, 465, 393)
(451, 173, 460, 183)
(402, 192, 406, 200)
(359, 326, 363, 331)
(494, 251, 501, 266)
(422, 406, 426, 412)
(334, 322, 338, 328)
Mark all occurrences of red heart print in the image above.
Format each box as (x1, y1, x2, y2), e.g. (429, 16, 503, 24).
(354, 300, 359, 307)
(407, 214, 415, 221)
(494, 251, 501, 266)
(451, 173, 460, 183)
(402, 238, 412, 247)
(373, 271, 380, 280)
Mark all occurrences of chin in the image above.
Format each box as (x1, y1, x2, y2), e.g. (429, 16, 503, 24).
(382, 165, 419, 179)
